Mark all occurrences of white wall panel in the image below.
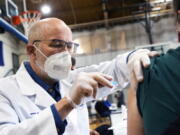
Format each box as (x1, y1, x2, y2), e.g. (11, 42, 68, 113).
(0, 32, 19, 77)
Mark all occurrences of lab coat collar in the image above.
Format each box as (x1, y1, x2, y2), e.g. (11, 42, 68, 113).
(16, 62, 56, 108)
(24, 61, 51, 92)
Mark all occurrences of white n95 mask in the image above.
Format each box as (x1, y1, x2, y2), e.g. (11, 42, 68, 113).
(44, 51, 72, 80)
(34, 45, 72, 80)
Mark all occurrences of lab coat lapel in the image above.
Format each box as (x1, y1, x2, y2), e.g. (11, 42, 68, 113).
(16, 62, 56, 109)
(34, 87, 56, 109)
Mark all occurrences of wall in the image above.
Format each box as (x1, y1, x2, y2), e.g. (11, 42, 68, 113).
(75, 49, 130, 68)
(73, 16, 178, 67)
(0, 32, 20, 77)
(73, 16, 177, 56)
(18, 42, 28, 64)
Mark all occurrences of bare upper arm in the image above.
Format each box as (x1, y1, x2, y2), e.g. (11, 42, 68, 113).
(127, 73, 144, 135)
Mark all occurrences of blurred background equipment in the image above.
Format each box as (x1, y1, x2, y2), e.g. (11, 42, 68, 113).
(0, 0, 19, 22)
(95, 124, 113, 135)
(5, 0, 19, 18)
(115, 91, 126, 108)
(12, 10, 41, 36)
(95, 99, 111, 118)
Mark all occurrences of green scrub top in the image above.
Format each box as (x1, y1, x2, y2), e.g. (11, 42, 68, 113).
(137, 47, 180, 135)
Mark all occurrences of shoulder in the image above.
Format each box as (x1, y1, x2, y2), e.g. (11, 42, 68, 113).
(136, 47, 180, 134)
(139, 47, 180, 87)
(136, 48, 179, 115)
(0, 75, 18, 94)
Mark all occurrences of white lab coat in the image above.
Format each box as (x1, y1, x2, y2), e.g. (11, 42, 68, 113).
(0, 52, 130, 135)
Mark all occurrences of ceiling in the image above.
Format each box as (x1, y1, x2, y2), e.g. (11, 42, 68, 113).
(26, 0, 145, 24)
(15, 0, 173, 31)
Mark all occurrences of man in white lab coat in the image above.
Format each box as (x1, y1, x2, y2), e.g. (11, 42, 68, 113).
(0, 18, 157, 135)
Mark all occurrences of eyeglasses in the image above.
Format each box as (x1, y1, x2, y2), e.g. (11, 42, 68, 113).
(33, 39, 79, 53)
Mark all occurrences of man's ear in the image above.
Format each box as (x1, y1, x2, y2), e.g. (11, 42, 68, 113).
(26, 45, 36, 57)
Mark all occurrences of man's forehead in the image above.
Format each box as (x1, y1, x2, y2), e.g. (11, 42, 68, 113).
(28, 18, 72, 43)
(44, 26, 72, 40)
(39, 22, 71, 37)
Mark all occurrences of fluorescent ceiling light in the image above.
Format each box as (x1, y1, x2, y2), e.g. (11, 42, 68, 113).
(153, 0, 172, 3)
(41, 5, 51, 15)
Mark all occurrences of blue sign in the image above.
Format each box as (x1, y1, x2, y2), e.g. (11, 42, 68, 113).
(0, 41, 4, 66)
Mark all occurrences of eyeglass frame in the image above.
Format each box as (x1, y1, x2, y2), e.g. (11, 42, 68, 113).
(32, 39, 79, 53)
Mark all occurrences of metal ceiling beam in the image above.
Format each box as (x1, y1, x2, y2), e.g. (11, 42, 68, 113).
(69, 9, 172, 30)
(68, 0, 77, 24)
(102, 0, 109, 29)
(144, 0, 153, 44)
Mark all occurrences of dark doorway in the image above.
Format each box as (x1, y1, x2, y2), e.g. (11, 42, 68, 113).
(12, 53, 19, 73)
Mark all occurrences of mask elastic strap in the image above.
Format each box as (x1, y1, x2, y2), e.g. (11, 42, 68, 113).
(33, 45, 47, 74)
(33, 45, 48, 59)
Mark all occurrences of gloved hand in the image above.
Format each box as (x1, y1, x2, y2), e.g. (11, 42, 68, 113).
(128, 49, 159, 82)
(69, 72, 113, 107)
